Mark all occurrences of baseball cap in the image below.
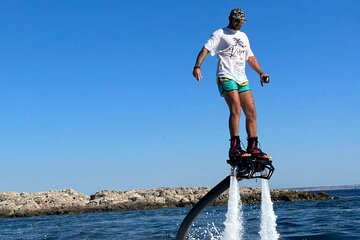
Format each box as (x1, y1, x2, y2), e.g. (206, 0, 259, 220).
(229, 8, 247, 21)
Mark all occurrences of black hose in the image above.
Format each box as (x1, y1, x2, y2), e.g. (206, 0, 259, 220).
(175, 175, 231, 240)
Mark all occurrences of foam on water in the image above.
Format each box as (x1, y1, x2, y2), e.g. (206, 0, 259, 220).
(188, 222, 222, 240)
(259, 179, 280, 240)
(221, 173, 244, 240)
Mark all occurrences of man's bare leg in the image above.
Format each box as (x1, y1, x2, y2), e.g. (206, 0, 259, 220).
(238, 90, 257, 137)
(223, 90, 241, 137)
(239, 90, 271, 159)
(223, 90, 250, 157)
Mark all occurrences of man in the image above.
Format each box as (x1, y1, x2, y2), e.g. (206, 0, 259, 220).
(192, 8, 271, 159)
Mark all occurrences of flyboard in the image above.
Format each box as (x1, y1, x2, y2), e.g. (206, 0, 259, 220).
(175, 155, 274, 240)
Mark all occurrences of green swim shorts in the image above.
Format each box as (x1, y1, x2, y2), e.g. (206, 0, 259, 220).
(217, 77, 251, 96)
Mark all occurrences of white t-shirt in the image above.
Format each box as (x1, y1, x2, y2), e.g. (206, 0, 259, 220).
(204, 27, 254, 85)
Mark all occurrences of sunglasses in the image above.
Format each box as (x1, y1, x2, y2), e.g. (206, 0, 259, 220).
(233, 18, 246, 23)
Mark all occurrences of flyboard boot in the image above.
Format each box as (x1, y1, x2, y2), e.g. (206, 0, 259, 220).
(227, 136, 274, 180)
(228, 136, 249, 159)
(247, 136, 271, 160)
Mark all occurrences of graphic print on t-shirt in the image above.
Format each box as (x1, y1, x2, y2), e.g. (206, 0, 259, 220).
(229, 37, 246, 60)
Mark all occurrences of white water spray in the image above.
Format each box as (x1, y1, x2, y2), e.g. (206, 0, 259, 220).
(221, 169, 244, 240)
(259, 179, 280, 240)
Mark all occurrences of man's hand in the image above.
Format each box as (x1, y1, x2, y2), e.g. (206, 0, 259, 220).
(193, 67, 202, 81)
(260, 73, 270, 87)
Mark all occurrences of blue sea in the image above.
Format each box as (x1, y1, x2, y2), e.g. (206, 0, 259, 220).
(0, 189, 359, 240)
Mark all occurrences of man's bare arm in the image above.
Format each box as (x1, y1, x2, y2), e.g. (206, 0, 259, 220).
(248, 56, 270, 86)
(247, 56, 263, 75)
(193, 47, 209, 81)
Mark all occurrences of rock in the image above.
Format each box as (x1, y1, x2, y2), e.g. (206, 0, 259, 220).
(0, 187, 334, 218)
(0, 189, 89, 217)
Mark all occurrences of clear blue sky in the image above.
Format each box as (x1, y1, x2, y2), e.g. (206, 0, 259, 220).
(1, 0, 359, 194)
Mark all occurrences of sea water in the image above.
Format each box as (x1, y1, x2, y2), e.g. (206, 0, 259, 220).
(0, 190, 359, 239)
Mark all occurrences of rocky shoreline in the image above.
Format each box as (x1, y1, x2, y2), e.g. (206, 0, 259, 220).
(0, 187, 334, 218)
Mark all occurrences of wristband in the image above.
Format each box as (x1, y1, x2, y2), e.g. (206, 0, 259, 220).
(193, 66, 201, 69)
